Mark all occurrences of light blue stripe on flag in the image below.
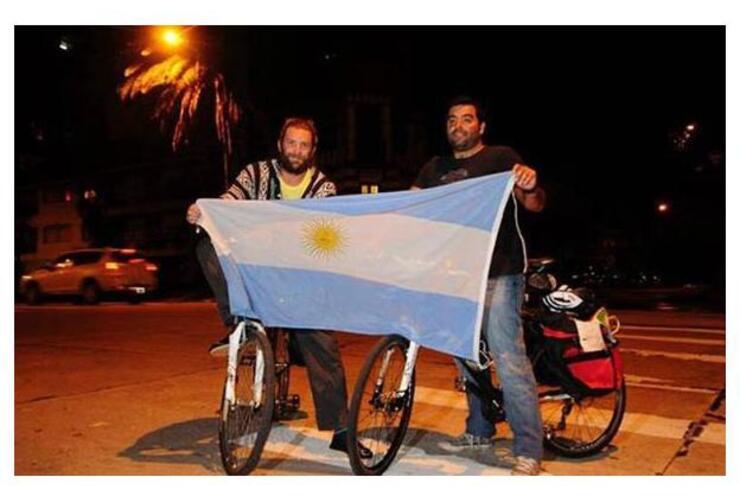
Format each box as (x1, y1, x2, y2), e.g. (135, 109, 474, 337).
(198, 171, 515, 362)
(221, 263, 479, 360)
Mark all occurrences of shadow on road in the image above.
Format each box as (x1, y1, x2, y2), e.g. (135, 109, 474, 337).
(118, 418, 222, 473)
(398, 427, 619, 471)
(398, 427, 517, 470)
(118, 420, 619, 475)
(117, 419, 351, 475)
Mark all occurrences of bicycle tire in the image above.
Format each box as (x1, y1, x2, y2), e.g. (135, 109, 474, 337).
(541, 370, 627, 458)
(218, 326, 276, 475)
(347, 335, 415, 475)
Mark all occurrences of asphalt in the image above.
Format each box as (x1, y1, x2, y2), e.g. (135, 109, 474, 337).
(13, 301, 726, 476)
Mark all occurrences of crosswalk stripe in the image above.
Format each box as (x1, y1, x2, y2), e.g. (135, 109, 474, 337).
(618, 413, 724, 445)
(620, 348, 725, 363)
(621, 325, 724, 335)
(618, 333, 725, 346)
(413, 385, 724, 444)
(625, 381, 717, 395)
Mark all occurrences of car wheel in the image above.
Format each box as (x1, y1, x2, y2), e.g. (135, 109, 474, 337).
(80, 280, 101, 305)
(24, 283, 42, 305)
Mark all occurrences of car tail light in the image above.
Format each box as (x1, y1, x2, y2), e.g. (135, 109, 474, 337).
(105, 262, 120, 270)
(145, 263, 158, 272)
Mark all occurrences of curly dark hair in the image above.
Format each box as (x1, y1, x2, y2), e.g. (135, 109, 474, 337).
(447, 95, 486, 123)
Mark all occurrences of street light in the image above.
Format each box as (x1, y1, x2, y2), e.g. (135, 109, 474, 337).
(657, 202, 670, 214)
(120, 26, 242, 191)
(161, 28, 184, 48)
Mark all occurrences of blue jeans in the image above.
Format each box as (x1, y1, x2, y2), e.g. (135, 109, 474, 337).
(454, 274, 543, 461)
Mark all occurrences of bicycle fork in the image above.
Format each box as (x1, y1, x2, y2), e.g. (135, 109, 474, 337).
(374, 341, 419, 407)
(223, 321, 266, 412)
(398, 341, 419, 394)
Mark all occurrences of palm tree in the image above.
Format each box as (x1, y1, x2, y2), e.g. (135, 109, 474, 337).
(118, 27, 241, 189)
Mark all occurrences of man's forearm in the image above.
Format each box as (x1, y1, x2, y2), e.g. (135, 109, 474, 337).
(514, 186, 546, 212)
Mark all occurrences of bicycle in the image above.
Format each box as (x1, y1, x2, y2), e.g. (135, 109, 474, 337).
(217, 320, 304, 475)
(346, 260, 627, 475)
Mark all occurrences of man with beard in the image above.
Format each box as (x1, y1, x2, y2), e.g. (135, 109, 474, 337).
(412, 96, 546, 475)
(186, 117, 370, 459)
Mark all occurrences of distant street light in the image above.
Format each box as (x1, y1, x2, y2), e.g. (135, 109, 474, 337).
(657, 202, 670, 214)
(671, 122, 699, 152)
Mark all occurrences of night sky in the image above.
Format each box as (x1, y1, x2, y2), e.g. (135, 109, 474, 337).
(14, 26, 725, 288)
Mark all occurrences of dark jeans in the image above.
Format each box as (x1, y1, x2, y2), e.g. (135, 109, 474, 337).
(195, 235, 349, 431)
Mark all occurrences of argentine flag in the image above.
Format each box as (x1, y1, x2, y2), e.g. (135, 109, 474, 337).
(197, 171, 514, 362)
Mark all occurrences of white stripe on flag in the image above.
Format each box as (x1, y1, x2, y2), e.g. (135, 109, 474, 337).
(199, 202, 491, 302)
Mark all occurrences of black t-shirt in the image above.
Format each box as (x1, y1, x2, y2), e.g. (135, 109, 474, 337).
(413, 145, 526, 276)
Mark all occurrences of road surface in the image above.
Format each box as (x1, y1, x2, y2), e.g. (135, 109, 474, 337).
(14, 302, 725, 475)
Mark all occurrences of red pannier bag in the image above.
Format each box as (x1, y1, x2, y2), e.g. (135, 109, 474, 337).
(541, 315, 623, 395)
(561, 344, 624, 392)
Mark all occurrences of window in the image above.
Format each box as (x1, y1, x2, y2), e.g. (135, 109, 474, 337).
(51, 253, 74, 269)
(52, 253, 73, 265)
(111, 250, 146, 263)
(69, 251, 103, 265)
(42, 224, 72, 244)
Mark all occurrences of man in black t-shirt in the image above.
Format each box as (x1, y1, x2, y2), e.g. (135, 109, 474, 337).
(412, 96, 546, 475)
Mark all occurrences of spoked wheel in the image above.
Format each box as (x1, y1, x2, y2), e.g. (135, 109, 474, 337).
(218, 326, 276, 475)
(540, 378, 626, 458)
(348, 335, 415, 475)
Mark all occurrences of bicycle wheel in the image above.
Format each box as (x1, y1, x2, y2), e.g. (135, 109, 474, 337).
(218, 326, 276, 475)
(540, 377, 626, 458)
(347, 335, 415, 475)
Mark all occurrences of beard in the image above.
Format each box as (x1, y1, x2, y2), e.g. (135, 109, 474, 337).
(448, 129, 482, 152)
(278, 153, 312, 175)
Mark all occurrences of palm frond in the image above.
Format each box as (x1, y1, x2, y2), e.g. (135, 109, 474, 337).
(118, 52, 241, 155)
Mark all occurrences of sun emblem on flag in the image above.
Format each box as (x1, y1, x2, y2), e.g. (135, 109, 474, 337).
(302, 218, 347, 259)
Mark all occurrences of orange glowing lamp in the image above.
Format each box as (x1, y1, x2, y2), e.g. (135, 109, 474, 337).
(161, 28, 184, 48)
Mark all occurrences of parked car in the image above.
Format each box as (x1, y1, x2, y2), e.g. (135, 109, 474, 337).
(20, 248, 159, 305)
